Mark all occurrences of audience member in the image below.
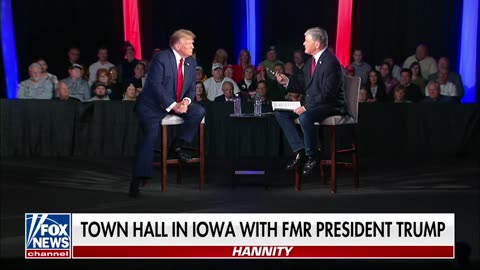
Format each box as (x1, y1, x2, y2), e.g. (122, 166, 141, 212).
(358, 86, 369, 103)
(203, 63, 240, 101)
(344, 64, 355, 76)
(426, 69, 458, 98)
(378, 62, 398, 95)
(292, 49, 306, 90)
(428, 57, 465, 99)
(259, 46, 284, 80)
(88, 82, 110, 101)
(365, 69, 387, 102)
(376, 57, 401, 80)
(117, 42, 140, 83)
(410, 62, 427, 94)
(193, 82, 211, 107)
(422, 81, 458, 104)
(127, 62, 146, 90)
(403, 44, 437, 80)
(37, 58, 58, 89)
(398, 68, 423, 102)
(196, 66, 208, 82)
(88, 47, 115, 85)
(61, 47, 82, 79)
(17, 63, 54, 99)
(223, 64, 235, 80)
(393, 84, 411, 103)
(54, 81, 79, 101)
(122, 83, 137, 101)
(237, 65, 257, 97)
(108, 66, 123, 100)
(214, 81, 235, 102)
(212, 48, 229, 66)
(351, 48, 371, 83)
(233, 49, 251, 83)
(61, 64, 90, 101)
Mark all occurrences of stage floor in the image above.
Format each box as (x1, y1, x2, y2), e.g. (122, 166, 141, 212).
(1, 157, 479, 269)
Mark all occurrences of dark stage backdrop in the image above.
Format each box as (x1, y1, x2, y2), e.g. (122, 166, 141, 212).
(2, 0, 478, 99)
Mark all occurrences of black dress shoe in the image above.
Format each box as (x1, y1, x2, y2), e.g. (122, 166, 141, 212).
(285, 150, 306, 170)
(302, 156, 318, 176)
(175, 147, 193, 163)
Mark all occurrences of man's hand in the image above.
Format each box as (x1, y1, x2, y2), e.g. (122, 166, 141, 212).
(275, 73, 289, 85)
(294, 106, 306, 115)
(173, 102, 188, 114)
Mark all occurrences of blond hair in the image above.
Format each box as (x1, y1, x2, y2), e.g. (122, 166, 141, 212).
(169, 29, 196, 47)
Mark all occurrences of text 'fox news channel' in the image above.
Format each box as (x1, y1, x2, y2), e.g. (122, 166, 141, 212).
(25, 213, 455, 259)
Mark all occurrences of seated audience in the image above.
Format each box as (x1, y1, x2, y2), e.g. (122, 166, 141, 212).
(61, 47, 82, 79)
(107, 66, 123, 100)
(403, 44, 437, 80)
(237, 65, 257, 97)
(223, 64, 235, 81)
(393, 84, 411, 103)
(214, 81, 235, 102)
(398, 68, 423, 102)
(117, 42, 139, 83)
(428, 57, 465, 99)
(365, 69, 387, 102)
(259, 46, 284, 80)
(193, 82, 211, 107)
(126, 62, 146, 90)
(410, 62, 427, 94)
(350, 48, 371, 83)
(37, 58, 58, 90)
(196, 66, 208, 83)
(54, 81, 79, 101)
(88, 47, 115, 86)
(88, 82, 110, 101)
(212, 48, 229, 66)
(358, 86, 369, 103)
(425, 69, 458, 98)
(422, 81, 459, 104)
(122, 83, 137, 101)
(61, 64, 90, 101)
(378, 62, 398, 95)
(233, 49, 252, 83)
(17, 63, 53, 99)
(203, 63, 240, 101)
(376, 57, 401, 80)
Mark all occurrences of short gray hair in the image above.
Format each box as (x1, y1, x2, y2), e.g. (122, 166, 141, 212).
(29, 62, 42, 71)
(427, 80, 440, 90)
(304, 27, 328, 47)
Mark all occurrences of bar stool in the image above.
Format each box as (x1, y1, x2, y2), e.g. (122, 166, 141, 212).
(153, 115, 205, 191)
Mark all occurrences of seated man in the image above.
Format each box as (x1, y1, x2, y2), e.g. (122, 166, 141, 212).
(130, 29, 205, 198)
(422, 81, 458, 104)
(87, 82, 110, 101)
(392, 85, 411, 103)
(275, 27, 345, 176)
(54, 81, 79, 101)
(214, 81, 235, 102)
(17, 63, 53, 99)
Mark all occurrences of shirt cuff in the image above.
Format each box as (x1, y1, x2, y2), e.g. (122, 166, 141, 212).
(166, 102, 177, 112)
(183, 97, 192, 105)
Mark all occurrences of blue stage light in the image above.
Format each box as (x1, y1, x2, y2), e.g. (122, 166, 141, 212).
(1, 0, 19, 98)
(459, 0, 478, 103)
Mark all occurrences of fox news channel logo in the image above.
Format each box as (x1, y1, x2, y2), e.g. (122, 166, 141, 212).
(25, 213, 71, 258)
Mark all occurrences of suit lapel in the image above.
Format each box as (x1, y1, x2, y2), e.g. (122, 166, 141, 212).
(306, 51, 329, 88)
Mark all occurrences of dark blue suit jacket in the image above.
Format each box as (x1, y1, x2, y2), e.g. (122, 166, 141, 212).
(136, 49, 196, 121)
(289, 49, 345, 114)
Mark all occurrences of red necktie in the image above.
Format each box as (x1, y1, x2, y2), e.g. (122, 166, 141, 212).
(310, 57, 316, 77)
(176, 58, 184, 102)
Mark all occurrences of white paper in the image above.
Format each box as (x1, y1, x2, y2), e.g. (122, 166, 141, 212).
(272, 101, 301, 111)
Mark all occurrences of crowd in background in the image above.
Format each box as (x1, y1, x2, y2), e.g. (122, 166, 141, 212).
(16, 41, 464, 106)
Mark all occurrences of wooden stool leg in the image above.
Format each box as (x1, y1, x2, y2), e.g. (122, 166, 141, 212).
(318, 126, 326, 184)
(162, 125, 168, 192)
(330, 126, 337, 194)
(295, 166, 301, 191)
(199, 123, 205, 190)
(352, 125, 359, 189)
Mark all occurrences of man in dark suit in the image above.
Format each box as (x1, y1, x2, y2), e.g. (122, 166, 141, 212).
(275, 27, 345, 176)
(130, 29, 205, 197)
(214, 81, 235, 102)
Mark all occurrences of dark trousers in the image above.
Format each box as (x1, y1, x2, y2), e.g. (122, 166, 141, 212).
(133, 103, 205, 178)
(275, 107, 336, 156)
